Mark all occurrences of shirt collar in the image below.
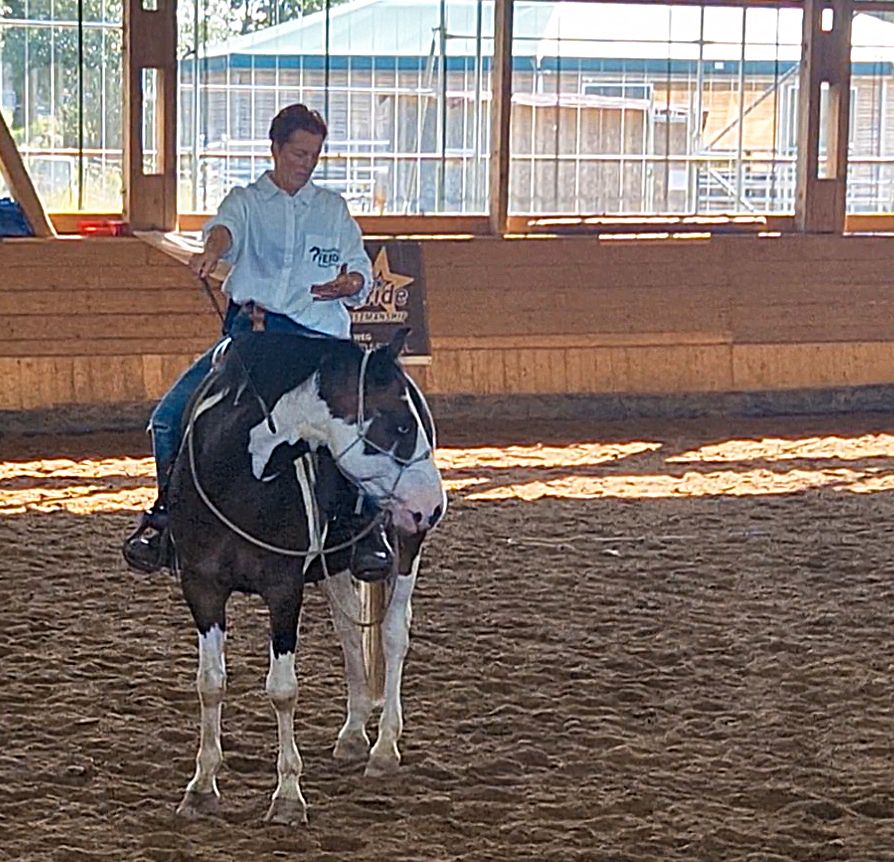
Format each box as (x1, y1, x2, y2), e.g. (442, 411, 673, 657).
(256, 171, 316, 205)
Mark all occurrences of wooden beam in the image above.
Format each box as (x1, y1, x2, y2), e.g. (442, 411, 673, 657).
(123, 0, 178, 231)
(0, 113, 56, 238)
(488, 0, 514, 236)
(795, 0, 853, 234)
(57, 211, 894, 238)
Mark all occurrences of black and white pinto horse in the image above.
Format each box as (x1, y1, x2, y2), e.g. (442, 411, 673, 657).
(165, 330, 445, 825)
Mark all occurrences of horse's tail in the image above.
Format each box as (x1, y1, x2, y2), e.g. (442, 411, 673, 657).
(361, 581, 387, 703)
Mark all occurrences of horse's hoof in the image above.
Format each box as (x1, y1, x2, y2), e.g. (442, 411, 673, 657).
(333, 732, 370, 761)
(264, 797, 308, 826)
(176, 790, 220, 819)
(364, 753, 400, 778)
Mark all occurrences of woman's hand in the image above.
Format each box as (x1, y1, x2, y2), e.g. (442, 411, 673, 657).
(189, 250, 222, 279)
(190, 225, 232, 279)
(311, 264, 363, 300)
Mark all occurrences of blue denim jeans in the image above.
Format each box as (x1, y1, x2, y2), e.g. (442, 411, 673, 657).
(149, 303, 331, 492)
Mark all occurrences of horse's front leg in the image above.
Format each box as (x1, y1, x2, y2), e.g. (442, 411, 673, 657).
(366, 557, 419, 777)
(177, 622, 227, 818)
(323, 570, 374, 761)
(264, 588, 307, 826)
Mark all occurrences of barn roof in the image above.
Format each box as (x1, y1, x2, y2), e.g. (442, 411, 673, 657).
(199, 0, 894, 69)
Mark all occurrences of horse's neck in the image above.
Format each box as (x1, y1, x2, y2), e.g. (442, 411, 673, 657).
(247, 375, 335, 480)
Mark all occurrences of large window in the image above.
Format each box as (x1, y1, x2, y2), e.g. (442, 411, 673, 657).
(4, 0, 894, 219)
(847, 9, 894, 214)
(177, 0, 495, 215)
(0, 0, 123, 210)
(509, 2, 804, 216)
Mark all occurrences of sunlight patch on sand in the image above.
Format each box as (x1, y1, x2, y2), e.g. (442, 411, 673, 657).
(437, 441, 662, 470)
(463, 468, 877, 501)
(0, 457, 154, 481)
(0, 486, 155, 515)
(668, 434, 894, 464)
(2, 433, 894, 513)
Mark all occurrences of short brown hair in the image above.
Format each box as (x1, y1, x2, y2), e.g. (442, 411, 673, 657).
(269, 104, 328, 146)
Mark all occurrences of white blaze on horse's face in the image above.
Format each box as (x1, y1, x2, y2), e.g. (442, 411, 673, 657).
(324, 369, 446, 536)
(247, 352, 445, 536)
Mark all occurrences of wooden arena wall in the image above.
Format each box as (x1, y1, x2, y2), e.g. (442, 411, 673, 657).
(1, 234, 894, 416)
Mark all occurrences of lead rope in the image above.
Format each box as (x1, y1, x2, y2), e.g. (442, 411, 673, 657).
(306, 454, 397, 630)
(184, 309, 403, 626)
(184, 365, 381, 559)
(186, 408, 381, 558)
(318, 540, 398, 629)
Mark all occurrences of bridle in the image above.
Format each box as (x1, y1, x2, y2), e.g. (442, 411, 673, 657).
(328, 348, 435, 510)
(184, 341, 432, 561)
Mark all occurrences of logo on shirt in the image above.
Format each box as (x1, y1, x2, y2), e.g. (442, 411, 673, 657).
(309, 245, 341, 267)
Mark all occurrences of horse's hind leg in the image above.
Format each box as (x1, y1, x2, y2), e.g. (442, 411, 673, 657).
(366, 557, 419, 778)
(177, 580, 228, 818)
(323, 570, 374, 761)
(263, 584, 308, 826)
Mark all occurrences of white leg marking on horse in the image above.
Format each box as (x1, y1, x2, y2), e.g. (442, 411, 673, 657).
(265, 645, 307, 825)
(323, 571, 373, 760)
(367, 561, 418, 777)
(178, 625, 226, 814)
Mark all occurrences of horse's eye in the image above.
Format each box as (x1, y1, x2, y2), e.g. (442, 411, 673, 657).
(396, 424, 412, 436)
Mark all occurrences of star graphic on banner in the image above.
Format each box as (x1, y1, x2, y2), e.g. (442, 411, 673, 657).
(371, 247, 414, 313)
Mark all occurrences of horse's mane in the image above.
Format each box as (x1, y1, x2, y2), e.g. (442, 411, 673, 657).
(213, 333, 431, 442)
(215, 332, 363, 408)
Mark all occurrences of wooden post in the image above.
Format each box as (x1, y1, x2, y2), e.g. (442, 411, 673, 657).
(0, 112, 56, 237)
(488, 0, 514, 236)
(123, 0, 178, 231)
(795, 0, 853, 233)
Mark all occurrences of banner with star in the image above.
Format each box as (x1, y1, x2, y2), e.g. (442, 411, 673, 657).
(352, 240, 431, 363)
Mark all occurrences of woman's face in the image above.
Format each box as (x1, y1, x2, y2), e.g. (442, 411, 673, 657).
(272, 129, 324, 193)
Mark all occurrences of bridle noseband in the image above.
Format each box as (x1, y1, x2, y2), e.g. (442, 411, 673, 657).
(329, 349, 434, 507)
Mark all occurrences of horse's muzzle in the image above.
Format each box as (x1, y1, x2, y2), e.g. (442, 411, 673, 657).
(398, 500, 445, 534)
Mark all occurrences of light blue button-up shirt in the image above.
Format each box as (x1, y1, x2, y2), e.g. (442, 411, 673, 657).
(204, 172, 373, 339)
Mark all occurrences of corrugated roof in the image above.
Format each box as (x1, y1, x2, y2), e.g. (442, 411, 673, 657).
(201, 0, 894, 62)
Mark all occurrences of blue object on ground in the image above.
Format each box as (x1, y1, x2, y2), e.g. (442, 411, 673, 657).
(0, 197, 33, 236)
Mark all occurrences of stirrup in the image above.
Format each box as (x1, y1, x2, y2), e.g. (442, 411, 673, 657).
(349, 517, 394, 583)
(122, 518, 172, 574)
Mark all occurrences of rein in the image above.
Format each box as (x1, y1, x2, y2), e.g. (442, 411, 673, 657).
(184, 372, 380, 560)
(186, 277, 429, 627)
(186, 391, 394, 627)
(193, 275, 380, 560)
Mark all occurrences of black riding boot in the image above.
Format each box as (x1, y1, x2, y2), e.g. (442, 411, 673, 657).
(122, 499, 173, 574)
(349, 498, 395, 582)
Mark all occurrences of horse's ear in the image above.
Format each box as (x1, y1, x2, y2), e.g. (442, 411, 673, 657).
(366, 329, 409, 387)
(386, 327, 411, 359)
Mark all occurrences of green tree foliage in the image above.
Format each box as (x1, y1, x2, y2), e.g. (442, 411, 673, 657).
(2, 0, 353, 143)
(180, 0, 350, 55)
(0, 0, 350, 203)
(1, 0, 122, 148)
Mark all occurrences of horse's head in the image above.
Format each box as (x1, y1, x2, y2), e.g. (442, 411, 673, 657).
(317, 330, 446, 536)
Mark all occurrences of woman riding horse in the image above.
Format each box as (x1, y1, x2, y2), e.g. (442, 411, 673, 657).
(168, 328, 446, 823)
(123, 103, 393, 577)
